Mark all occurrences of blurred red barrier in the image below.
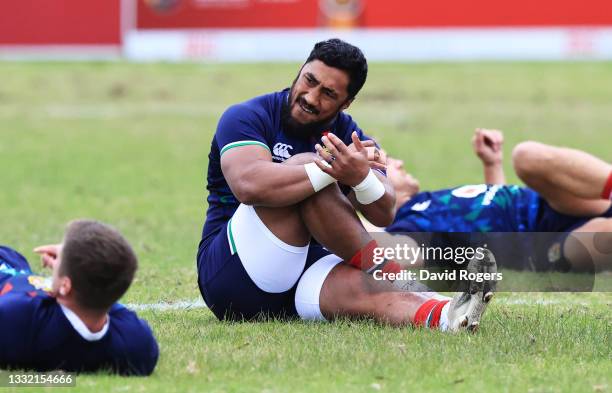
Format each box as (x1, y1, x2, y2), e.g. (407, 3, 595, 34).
(137, 0, 612, 29)
(362, 0, 612, 27)
(137, 0, 318, 29)
(0, 0, 120, 44)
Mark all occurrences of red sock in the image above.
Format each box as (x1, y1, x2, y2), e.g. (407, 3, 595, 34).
(347, 240, 378, 270)
(427, 300, 449, 328)
(413, 299, 449, 329)
(347, 240, 402, 274)
(601, 171, 612, 200)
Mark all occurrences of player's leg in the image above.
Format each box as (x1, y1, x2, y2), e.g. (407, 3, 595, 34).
(512, 141, 612, 200)
(255, 153, 405, 278)
(254, 153, 372, 260)
(295, 249, 497, 331)
(224, 152, 495, 327)
(563, 218, 612, 272)
(318, 263, 435, 326)
(199, 152, 386, 320)
(512, 141, 612, 215)
(277, 152, 495, 330)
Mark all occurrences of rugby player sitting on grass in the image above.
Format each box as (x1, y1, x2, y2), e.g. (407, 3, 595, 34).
(374, 128, 612, 272)
(0, 220, 159, 375)
(197, 38, 495, 332)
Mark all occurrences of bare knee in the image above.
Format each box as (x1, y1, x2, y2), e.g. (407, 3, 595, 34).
(283, 153, 343, 210)
(512, 141, 551, 181)
(575, 217, 612, 232)
(590, 217, 612, 231)
(300, 181, 343, 209)
(283, 152, 335, 209)
(565, 220, 612, 271)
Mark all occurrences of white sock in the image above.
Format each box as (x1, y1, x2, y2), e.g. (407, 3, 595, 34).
(438, 302, 450, 332)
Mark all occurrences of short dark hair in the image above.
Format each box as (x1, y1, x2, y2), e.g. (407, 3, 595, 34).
(60, 220, 137, 311)
(305, 38, 368, 99)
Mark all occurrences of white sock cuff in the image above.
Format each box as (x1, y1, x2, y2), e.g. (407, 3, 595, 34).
(439, 302, 450, 332)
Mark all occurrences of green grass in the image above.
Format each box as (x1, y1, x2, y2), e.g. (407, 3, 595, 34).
(0, 61, 611, 392)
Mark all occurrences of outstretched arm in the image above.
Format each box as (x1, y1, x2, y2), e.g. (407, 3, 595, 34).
(472, 128, 506, 185)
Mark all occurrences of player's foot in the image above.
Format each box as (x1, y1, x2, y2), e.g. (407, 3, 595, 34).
(447, 248, 497, 332)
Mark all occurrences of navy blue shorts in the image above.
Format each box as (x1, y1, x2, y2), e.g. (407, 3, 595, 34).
(196, 223, 332, 321)
(534, 198, 612, 232)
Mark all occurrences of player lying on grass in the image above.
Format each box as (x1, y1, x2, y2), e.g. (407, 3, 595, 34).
(376, 128, 612, 272)
(197, 38, 495, 331)
(0, 220, 158, 375)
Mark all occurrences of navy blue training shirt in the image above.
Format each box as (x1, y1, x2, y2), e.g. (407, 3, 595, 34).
(201, 89, 378, 241)
(0, 246, 159, 375)
(387, 185, 540, 233)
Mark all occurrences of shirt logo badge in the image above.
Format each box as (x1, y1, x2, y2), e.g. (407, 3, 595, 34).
(272, 143, 294, 161)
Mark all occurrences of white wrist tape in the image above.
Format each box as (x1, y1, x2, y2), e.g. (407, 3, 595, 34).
(304, 162, 336, 192)
(352, 169, 386, 204)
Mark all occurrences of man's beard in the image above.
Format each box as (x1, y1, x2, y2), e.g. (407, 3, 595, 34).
(281, 87, 339, 140)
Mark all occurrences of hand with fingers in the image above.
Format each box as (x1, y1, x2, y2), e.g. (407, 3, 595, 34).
(472, 128, 504, 166)
(315, 131, 385, 186)
(348, 139, 387, 169)
(33, 244, 62, 269)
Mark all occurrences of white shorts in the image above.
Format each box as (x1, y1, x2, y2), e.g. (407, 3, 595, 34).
(230, 203, 343, 320)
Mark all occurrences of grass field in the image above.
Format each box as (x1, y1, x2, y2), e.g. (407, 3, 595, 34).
(0, 61, 610, 392)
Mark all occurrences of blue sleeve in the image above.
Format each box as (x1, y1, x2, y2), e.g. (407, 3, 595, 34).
(0, 295, 33, 364)
(125, 319, 159, 376)
(0, 246, 32, 273)
(215, 103, 271, 156)
(111, 306, 159, 376)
